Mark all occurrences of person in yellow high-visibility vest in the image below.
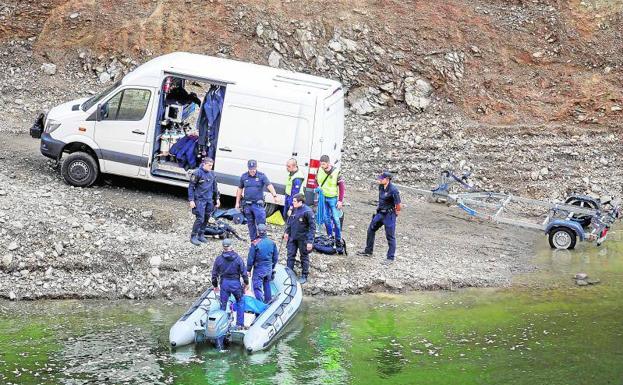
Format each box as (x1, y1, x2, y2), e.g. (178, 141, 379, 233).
(315, 154, 345, 243)
(284, 158, 306, 219)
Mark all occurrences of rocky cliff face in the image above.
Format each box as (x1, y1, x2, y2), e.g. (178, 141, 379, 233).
(3, 0, 622, 124)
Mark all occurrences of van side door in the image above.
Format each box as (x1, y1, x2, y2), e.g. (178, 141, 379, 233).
(93, 87, 154, 177)
(214, 88, 315, 197)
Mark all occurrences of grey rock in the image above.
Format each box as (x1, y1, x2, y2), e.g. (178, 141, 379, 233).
(141, 210, 153, 219)
(83, 223, 95, 232)
(69, 12, 79, 19)
(574, 273, 588, 280)
(149, 255, 162, 268)
(268, 51, 282, 68)
(328, 40, 343, 52)
(575, 279, 588, 286)
(98, 72, 111, 84)
(404, 77, 432, 112)
(9, 291, 16, 301)
(347, 87, 376, 115)
(255, 23, 264, 37)
(1, 254, 13, 268)
(7, 242, 18, 251)
(0, 190, 6, 196)
(41, 63, 57, 75)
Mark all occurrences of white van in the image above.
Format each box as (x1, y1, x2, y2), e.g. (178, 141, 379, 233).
(30, 52, 345, 213)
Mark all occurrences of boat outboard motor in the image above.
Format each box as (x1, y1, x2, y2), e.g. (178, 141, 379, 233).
(195, 309, 230, 350)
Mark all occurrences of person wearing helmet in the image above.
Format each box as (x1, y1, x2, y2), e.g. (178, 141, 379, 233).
(247, 224, 279, 303)
(211, 238, 249, 330)
(188, 157, 220, 246)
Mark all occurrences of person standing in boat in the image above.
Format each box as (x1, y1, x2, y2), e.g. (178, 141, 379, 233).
(211, 239, 249, 330)
(247, 224, 279, 303)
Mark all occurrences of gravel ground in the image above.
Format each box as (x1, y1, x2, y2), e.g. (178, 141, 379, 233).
(0, 133, 537, 300)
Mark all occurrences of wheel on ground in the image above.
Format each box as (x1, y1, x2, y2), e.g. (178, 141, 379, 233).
(60, 151, 99, 187)
(264, 203, 279, 217)
(548, 227, 577, 250)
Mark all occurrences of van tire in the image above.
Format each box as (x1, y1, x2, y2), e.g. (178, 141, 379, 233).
(61, 151, 99, 187)
(265, 203, 279, 217)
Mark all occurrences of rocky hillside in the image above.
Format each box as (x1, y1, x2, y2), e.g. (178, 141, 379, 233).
(0, 0, 621, 197)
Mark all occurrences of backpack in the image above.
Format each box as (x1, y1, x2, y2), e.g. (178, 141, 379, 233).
(204, 220, 243, 240)
(313, 235, 347, 255)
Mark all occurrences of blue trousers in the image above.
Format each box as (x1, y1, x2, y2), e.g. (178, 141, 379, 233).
(364, 212, 397, 260)
(219, 279, 244, 327)
(191, 200, 214, 236)
(252, 266, 272, 303)
(243, 203, 266, 240)
(287, 239, 310, 277)
(323, 196, 342, 241)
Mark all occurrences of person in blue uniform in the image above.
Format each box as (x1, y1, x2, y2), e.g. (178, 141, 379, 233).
(357, 171, 401, 264)
(188, 157, 220, 246)
(235, 159, 278, 240)
(247, 224, 279, 303)
(284, 193, 315, 284)
(211, 238, 249, 330)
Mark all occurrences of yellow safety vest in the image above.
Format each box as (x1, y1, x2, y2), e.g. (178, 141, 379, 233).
(317, 167, 339, 198)
(285, 169, 305, 196)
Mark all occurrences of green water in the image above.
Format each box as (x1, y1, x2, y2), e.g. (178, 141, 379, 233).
(1, 230, 622, 385)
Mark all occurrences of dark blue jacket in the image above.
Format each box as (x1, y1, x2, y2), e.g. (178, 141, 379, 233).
(378, 182, 401, 211)
(239, 171, 271, 202)
(211, 250, 249, 287)
(247, 236, 279, 272)
(286, 204, 315, 243)
(188, 168, 219, 202)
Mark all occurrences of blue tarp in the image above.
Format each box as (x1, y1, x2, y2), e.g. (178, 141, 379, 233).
(233, 295, 268, 315)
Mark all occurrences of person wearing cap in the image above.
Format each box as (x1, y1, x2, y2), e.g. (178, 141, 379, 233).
(188, 157, 220, 246)
(284, 193, 315, 284)
(211, 238, 249, 330)
(357, 172, 401, 264)
(235, 159, 278, 240)
(315, 155, 345, 244)
(247, 224, 279, 303)
(284, 158, 306, 219)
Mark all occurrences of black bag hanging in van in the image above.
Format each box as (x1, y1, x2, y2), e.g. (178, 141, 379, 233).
(313, 235, 347, 255)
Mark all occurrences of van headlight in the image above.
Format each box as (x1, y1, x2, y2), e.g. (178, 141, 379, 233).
(44, 119, 61, 133)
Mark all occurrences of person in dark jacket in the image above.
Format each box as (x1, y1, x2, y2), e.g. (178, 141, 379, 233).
(211, 238, 249, 329)
(189, 157, 220, 246)
(247, 224, 279, 303)
(235, 159, 278, 240)
(357, 171, 401, 264)
(284, 193, 315, 284)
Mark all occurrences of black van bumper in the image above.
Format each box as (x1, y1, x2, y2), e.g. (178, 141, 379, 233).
(40, 133, 65, 160)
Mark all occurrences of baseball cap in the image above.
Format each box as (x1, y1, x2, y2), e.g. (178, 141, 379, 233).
(377, 171, 393, 180)
(201, 157, 214, 164)
(247, 159, 257, 169)
(222, 238, 232, 248)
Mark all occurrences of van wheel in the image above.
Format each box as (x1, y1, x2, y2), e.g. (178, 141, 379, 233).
(265, 203, 279, 217)
(61, 151, 99, 187)
(548, 227, 577, 250)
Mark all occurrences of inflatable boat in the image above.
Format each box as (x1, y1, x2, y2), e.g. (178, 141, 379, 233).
(169, 264, 302, 352)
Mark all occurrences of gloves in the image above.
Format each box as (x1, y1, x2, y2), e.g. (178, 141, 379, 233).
(271, 270, 276, 281)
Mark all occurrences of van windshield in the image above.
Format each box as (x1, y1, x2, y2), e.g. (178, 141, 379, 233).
(81, 80, 121, 111)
